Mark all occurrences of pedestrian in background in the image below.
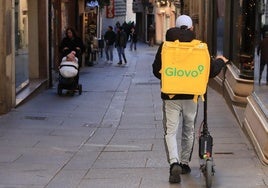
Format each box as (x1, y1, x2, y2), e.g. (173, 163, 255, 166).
(129, 27, 138, 51)
(59, 27, 85, 68)
(257, 32, 268, 85)
(148, 24, 155, 47)
(152, 15, 228, 184)
(114, 21, 121, 32)
(122, 21, 131, 41)
(104, 26, 116, 64)
(115, 26, 128, 65)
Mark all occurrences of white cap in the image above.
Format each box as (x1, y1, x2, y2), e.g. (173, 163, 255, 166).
(176, 15, 193, 29)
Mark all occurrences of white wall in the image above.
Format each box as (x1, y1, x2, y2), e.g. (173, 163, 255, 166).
(125, 0, 136, 23)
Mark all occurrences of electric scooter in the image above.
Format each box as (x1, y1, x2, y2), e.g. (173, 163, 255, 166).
(198, 91, 215, 188)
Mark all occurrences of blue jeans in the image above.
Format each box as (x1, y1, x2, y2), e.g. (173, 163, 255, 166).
(130, 41, 137, 50)
(116, 46, 127, 63)
(162, 99, 198, 165)
(105, 45, 114, 61)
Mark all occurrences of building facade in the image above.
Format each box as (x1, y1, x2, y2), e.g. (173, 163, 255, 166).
(0, 0, 121, 114)
(0, 0, 50, 114)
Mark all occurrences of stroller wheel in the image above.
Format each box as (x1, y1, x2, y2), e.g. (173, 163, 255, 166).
(57, 84, 62, 96)
(78, 84, 82, 95)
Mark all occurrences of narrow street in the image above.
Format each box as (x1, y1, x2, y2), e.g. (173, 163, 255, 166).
(0, 43, 267, 188)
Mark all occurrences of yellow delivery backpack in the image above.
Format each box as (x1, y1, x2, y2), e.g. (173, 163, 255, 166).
(161, 39, 210, 101)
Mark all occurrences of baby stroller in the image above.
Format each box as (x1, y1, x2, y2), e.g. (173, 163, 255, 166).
(57, 51, 82, 96)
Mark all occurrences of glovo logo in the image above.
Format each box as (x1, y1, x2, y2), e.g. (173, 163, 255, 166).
(164, 65, 205, 78)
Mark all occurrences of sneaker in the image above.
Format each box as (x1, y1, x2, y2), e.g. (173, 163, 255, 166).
(117, 61, 122, 65)
(179, 163, 191, 174)
(169, 163, 181, 183)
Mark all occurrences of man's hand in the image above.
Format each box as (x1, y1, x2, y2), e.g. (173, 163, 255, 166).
(215, 55, 229, 63)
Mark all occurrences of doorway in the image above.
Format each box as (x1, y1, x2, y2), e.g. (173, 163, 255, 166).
(15, 0, 29, 93)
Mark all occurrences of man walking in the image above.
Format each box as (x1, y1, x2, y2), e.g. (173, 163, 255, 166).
(115, 26, 128, 65)
(152, 15, 228, 184)
(104, 26, 116, 64)
(130, 27, 138, 51)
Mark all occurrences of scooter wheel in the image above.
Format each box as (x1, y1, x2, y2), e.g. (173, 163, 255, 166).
(205, 159, 213, 188)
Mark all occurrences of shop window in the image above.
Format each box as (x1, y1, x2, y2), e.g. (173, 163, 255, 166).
(216, 0, 225, 55)
(232, 0, 256, 80)
(254, 0, 268, 115)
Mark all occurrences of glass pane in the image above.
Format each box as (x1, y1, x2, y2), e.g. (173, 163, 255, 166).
(254, 0, 268, 115)
(15, 0, 29, 93)
(216, 0, 225, 55)
(231, 0, 255, 79)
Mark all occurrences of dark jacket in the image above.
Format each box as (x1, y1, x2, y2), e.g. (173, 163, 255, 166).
(115, 30, 128, 48)
(104, 30, 116, 45)
(130, 30, 138, 43)
(152, 27, 226, 100)
(59, 36, 85, 57)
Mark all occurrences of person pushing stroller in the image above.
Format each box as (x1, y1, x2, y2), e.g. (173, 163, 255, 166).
(59, 27, 85, 68)
(57, 51, 82, 95)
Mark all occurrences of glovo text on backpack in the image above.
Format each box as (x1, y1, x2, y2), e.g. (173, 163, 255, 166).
(160, 40, 210, 102)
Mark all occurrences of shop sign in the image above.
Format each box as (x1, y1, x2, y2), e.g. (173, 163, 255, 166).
(106, 0, 114, 18)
